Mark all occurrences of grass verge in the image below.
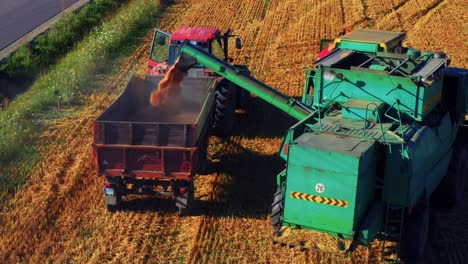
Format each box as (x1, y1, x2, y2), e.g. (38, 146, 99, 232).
(0, 0, 162, 205)
(0, 0, 127, 80)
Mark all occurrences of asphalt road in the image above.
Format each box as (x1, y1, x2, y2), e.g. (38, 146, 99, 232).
(0, 0, 79, 51)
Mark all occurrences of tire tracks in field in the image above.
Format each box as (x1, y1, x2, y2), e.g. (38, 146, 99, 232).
(187, 134, 246, 264)
(187, 173, 226, 264)
(407, 0, 446, 33)
(375, 0, 445, 31)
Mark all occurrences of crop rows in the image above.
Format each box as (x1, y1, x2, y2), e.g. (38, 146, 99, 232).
(0, 0, 467, 263)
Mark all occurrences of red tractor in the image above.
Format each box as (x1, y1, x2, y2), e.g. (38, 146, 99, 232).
(147, 27, 244, 76)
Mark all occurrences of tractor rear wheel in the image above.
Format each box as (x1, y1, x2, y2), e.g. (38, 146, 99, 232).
(432, 144, 467, 209)
(400, 202, 430, 261)
(271, 187, 283, 235)
(212, 81, 236, 137)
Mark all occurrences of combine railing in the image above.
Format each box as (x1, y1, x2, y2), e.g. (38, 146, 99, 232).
(364, 102, 387, 143)
(384, 100, 406, 152)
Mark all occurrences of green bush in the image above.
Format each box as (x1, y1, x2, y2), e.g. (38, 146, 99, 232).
(0, 46, 34, 79)
(0, 0, 126, 79)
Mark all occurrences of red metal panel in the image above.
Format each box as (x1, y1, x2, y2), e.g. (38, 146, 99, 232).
(98, 148, 124, 170)
(170, 27, 220, 42)
(94, 135, 199, 180)
(127, 149, 163, 171)
(104, 170, 192, 180)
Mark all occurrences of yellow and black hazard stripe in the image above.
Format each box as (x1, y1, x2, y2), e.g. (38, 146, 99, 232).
(290, 191, 348, 208)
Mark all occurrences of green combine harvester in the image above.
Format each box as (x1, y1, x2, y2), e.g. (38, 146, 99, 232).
(176, 29, 468, 261)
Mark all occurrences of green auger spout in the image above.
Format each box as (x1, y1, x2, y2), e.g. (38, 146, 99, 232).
(179, 44, 312, 121)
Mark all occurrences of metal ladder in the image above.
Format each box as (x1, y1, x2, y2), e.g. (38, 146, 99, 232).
(381, 203, 405, 262)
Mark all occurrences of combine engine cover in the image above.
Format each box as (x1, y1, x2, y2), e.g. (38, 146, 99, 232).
(283, 132, 377, 238)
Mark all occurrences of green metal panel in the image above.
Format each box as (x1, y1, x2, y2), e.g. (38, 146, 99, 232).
(339, 29, 405, 49)
(279, 114, 317, 161)
(282, 132, 376, 237)
(383, 113, 455, 207)
(313, 67, 442, 121)
(357, 201, 384, 245)
(382, 145, 411, 206)
(338, 41, 378, 53)
(342, 99, 386, 122)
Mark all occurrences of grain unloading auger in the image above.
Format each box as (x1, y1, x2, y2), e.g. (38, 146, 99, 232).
(178, 29, 468, 262)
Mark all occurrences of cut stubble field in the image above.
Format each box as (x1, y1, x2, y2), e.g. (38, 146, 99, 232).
(0, 0, 467, 263)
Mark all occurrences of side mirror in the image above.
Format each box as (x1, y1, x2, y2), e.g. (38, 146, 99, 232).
(235, 38, 242, 49)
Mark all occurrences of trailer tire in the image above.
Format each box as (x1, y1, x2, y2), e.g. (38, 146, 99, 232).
(432, 144, 467, 209)
(212, 81, 236, 137)
(400, 202, 429, 261)
(271, 187, 283, 235)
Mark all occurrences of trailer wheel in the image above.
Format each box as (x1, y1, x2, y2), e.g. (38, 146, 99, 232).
(400, 202, 429, 261)
(432, 145, 467, 209)
(175, 182, 194, 215)
(212, 81, 236, 137)
(271, 187, 283, 235)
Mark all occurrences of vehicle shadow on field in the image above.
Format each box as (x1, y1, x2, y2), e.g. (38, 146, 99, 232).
(118, 196, 178, 213)
(115, 97, 294, 217)
(422, 129, 468, 264)
(190, 97, 296, 218)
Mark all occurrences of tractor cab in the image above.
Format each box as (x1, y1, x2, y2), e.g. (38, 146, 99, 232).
(148, 27, 242, 76)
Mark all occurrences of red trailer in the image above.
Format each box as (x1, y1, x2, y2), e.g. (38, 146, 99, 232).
(93, 75, 216, 213)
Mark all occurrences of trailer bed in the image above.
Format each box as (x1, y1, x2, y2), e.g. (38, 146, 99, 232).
(95, 75, 216, 147)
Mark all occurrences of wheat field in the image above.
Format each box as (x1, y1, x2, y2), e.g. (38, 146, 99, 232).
(0, 0, 467, 263)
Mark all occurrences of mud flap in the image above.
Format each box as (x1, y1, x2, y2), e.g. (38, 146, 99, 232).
(105, 195, 118, 206)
